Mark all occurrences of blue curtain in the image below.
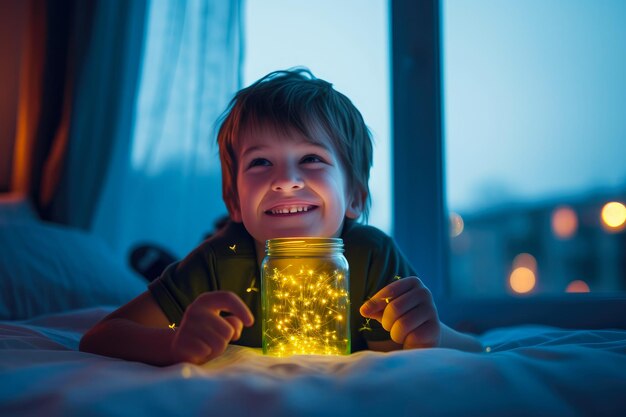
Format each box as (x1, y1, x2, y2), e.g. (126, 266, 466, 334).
(49, 0, 147, 228)
(91, 0, 242, 259)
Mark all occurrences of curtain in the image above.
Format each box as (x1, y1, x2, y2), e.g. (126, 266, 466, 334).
(91, 0, 242, 259)
(5, 0, 77, 203)
(47, 0, 147, 227)
(0, 1, 33, 194)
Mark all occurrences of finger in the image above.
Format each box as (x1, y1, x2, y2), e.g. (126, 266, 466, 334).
(178, 313, 234, 356)
(381, 290, 424, 331)
(185, 321, 231, 362)
(196, 291, 255, 326)
(182, 305, 237, 342)
(223, 315, 244, 341)
(173, 336, 213, 365)
(202, 327, 230, 359)
(403, 319, 441, 349)
(389, 304, 431, 344)
(360, 276, 424, 318)
(202, 313, 237, 341)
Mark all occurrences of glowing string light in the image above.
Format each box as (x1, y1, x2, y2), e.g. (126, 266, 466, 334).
(168, 323, 177, 332)
(228, 244, 237, 253)
(263, 264, 349, 356)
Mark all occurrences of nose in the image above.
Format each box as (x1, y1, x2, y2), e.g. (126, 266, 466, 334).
(271, 165, 304, 191)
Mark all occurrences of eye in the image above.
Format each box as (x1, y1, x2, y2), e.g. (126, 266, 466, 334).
(300, 154, 326, 164)
(248, 158, 271, 169)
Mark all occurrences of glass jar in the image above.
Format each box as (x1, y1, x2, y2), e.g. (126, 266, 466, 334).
(261, 237, 350, 356)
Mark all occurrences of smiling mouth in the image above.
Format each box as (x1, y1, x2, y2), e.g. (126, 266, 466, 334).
(265, 205, 318, 215)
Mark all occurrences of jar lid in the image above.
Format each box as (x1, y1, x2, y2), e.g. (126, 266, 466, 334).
(265, 237, 344, 255)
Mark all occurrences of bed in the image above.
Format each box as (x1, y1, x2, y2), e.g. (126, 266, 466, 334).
(1, 196, 626, 416)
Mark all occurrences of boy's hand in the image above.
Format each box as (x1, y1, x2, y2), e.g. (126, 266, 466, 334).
(171, 291, 254, 364)
(359, 277, 440, 349)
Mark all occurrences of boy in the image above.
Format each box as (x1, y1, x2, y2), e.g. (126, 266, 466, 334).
(80, 69, 482, 365)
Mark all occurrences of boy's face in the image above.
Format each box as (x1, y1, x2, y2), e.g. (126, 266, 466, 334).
(231, 126, 361, 246)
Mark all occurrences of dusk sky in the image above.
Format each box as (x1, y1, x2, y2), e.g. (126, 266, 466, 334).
(244, 0, 626, 224)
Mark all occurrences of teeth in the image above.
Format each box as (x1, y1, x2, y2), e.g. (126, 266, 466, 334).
(270, 205, 311, 214)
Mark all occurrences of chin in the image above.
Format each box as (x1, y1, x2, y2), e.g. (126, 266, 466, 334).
(265, 228, 320, 240)
(263, 224, 344, 241)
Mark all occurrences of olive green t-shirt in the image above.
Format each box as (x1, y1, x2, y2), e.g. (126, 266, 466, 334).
(148, 219, 416, 352)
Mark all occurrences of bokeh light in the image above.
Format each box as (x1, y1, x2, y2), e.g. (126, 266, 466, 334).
(601, 201, 626, 232)
(509, 267, 536, 294)
(565, 280, 590, 293)
(512, 253, 537, 272)
(450, 212, 464, 237)
(551, 206, 578, 239)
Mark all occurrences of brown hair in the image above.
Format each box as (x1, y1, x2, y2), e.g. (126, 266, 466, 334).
(217, 68, 373, 221)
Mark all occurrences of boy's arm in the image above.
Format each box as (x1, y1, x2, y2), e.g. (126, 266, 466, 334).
(79, 292, 178, 366)
(80, 290, 254, 366)
(439, 323, 483, 352)
(366, 324, 482, 353)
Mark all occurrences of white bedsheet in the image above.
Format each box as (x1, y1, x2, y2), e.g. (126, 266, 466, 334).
(1, 307, 625, 416)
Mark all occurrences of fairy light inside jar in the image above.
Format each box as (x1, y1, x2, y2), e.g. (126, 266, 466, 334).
(261, 238, 350, 356)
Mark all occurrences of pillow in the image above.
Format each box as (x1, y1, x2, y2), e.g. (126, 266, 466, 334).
(0, 193, 37, 223)
(0, 220, 147, 320)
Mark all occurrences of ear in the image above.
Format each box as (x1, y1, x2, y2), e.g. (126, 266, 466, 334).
(345, 191, 364, 220)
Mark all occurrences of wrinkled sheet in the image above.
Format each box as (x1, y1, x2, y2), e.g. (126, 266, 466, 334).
(1, 307, 625, 416)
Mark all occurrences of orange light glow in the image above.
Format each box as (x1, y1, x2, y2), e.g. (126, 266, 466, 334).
(512, 253, 537, 273)
(565, 280, 590, 293)
(12, 1, 46, 194)
(601, 202, 626, 232)
(509, 267, 536, 294)
(551, 206, 578, 239)
(450, 212, 464, 237)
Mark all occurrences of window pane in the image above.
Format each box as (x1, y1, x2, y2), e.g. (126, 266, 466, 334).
(443, 0, 626, 296)
(243, 0, 391, 233)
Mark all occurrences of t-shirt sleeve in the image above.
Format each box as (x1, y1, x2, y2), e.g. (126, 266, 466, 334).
(148, 242, 218, 325)
(358, 232, 418, 343)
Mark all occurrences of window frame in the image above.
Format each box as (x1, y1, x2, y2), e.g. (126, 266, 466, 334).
(390, 0, 626, 332)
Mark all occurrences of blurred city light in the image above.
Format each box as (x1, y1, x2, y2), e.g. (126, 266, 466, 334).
(551, 206, 578, 239)
(601, 202, 626, 231)
(565, 280, 590, 293)
(509, 267, 536, 294)
(513, 253, 537, 273)
(450, 212, 464, 237)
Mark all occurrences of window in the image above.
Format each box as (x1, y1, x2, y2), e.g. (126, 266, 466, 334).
(243, 0, 391, 233)
(443, 0, 626, 298)
(392, 0, 626, 331)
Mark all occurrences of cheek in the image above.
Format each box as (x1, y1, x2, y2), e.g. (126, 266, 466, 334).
(238, 175, 265, 208)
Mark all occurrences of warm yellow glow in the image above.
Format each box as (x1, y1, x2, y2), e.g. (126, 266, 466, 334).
(450, 212, 464, 237)
(551, 206, 578, 239)
(509, 267, 536, 294)
(601, 202, 626, 231)
(263, 263, 349, 356)
(512, 253, 537, 273)
(181, 365, 193, 379)
(566, 280, 590, 293)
